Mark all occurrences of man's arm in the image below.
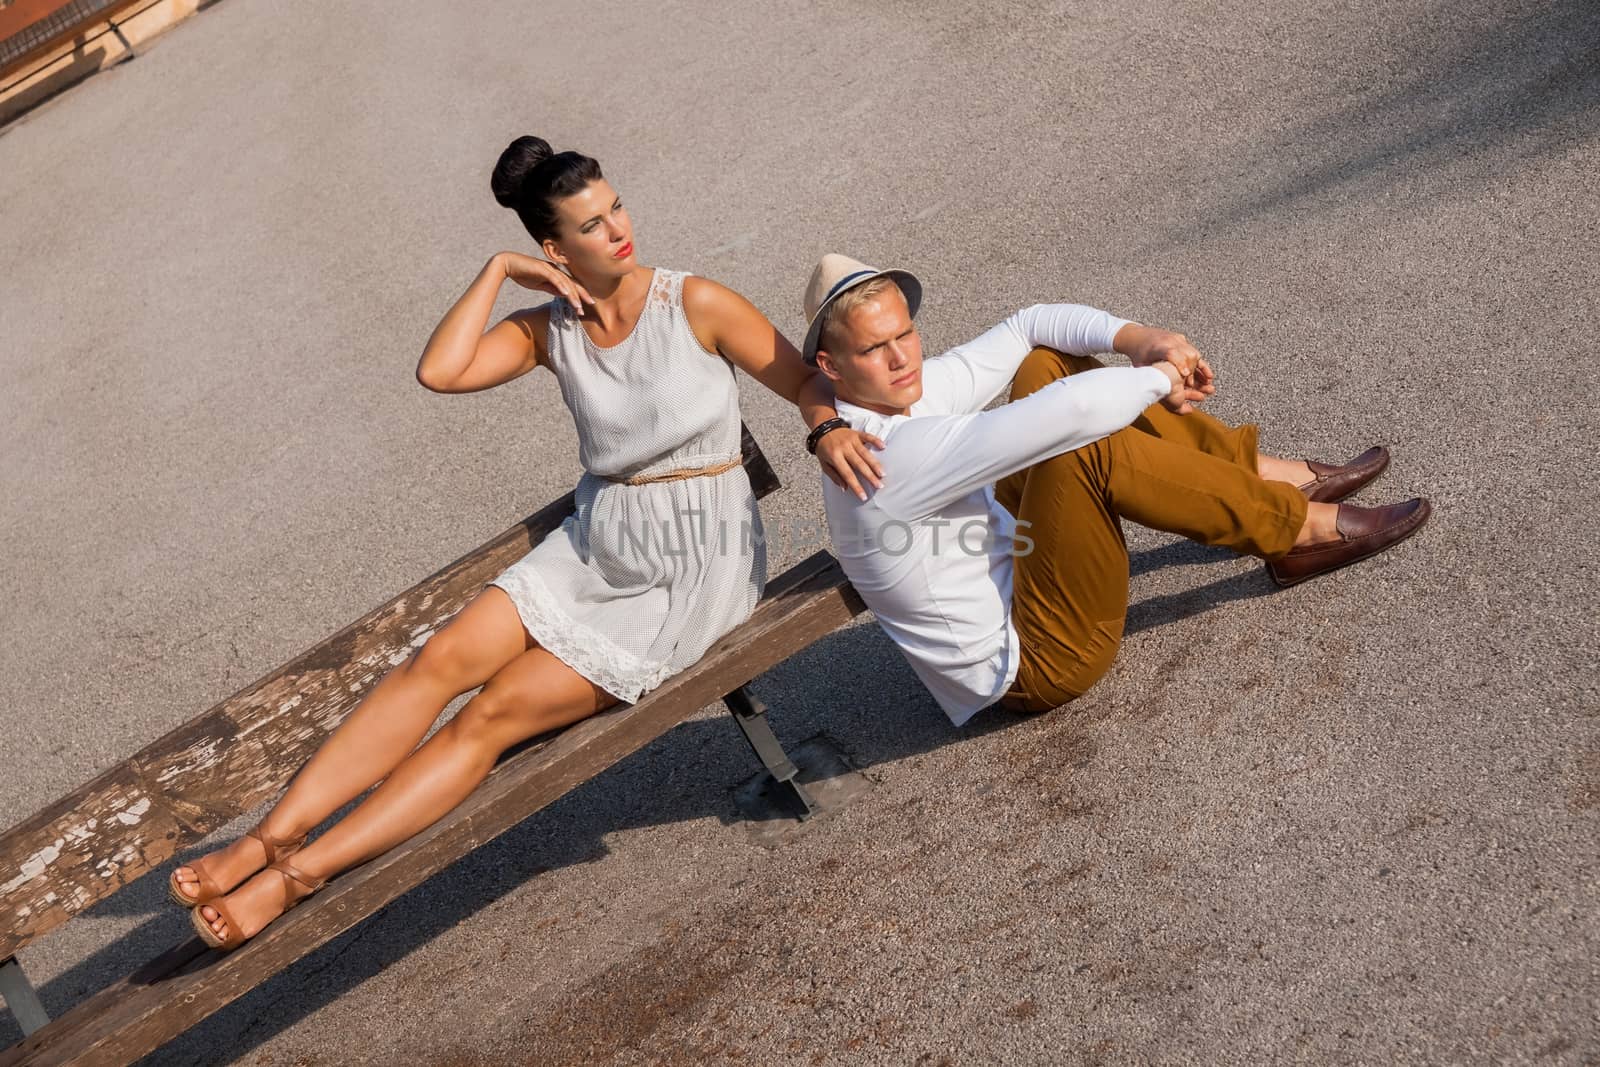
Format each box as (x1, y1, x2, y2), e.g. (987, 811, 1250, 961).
(873, 363, 1187, 522)
(921, 303, 1133, 415)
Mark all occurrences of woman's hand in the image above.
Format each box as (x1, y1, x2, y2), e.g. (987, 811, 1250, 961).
(499, 252, 594, 312)
(814, 426, 886, 501)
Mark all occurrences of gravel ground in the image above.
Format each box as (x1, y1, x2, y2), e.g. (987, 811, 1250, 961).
(1, 0, 1596, 1063)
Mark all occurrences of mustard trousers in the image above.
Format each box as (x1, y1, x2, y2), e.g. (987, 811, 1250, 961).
(996, 349, 1308, 712)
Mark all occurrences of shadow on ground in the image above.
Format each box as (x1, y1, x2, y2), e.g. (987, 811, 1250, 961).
(1160, 0, 1600, 241)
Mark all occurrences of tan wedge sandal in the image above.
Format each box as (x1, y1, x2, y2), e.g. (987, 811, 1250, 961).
(167, 824, 307, 909)
(190, 858, 327, 951)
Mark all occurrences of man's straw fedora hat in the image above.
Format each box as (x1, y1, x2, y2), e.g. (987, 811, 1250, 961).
(801, 253, 923, 366)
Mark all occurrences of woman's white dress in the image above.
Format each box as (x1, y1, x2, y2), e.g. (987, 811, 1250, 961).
(490, 268, 767, 701)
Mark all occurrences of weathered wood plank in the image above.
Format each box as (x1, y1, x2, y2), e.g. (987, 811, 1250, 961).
(0, 553, 864, 1067)
(0, 430, 778, 960)
(0, 0, 148, 81)
(738, 423, 781, 499)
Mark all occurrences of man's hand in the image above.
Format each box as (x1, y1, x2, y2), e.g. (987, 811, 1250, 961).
(1114, 323, 1216, 394)
(815, 427, 886, 501)
(1152, 360, 1211, 415)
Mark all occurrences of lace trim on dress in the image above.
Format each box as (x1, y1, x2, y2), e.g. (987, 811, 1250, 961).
(650, 269, 679, 308)
(489, 566, 673, 704)
(563, 269, 669, 354)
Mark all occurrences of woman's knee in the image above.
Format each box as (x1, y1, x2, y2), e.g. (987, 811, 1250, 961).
(405, 588, 528, 691)
(406, 629, 485, 692)
(446, 687, 538, 750)
(449, 671, 595, 751)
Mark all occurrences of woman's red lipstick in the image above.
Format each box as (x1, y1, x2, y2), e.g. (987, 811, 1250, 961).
(613, 242, 634, 259)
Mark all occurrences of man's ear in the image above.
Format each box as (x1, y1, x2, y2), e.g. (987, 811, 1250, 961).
(540, 237, 569, 266)
(814, 350, 844, 383)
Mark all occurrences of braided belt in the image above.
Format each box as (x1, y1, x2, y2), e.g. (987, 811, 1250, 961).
(603, 456, 743, 486)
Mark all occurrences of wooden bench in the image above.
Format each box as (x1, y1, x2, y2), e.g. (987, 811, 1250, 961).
(0, 0, 149, 83)
(0, 428, 865, 1065)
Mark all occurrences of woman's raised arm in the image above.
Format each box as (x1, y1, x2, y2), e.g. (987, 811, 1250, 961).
(417, 253, 592, 394)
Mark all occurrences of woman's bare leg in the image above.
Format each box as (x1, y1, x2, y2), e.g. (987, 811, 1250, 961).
(196, 645, 615, 940)
(172, 586, 533, 902)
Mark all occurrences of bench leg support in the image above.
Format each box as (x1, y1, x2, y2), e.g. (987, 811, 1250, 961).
(1, 954, 49, 1036)
(723, 687, 820, 821)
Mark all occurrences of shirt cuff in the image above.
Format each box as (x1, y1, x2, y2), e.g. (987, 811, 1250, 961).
(1097, 315, 1134, 353)
(1135, 363, 1172, 398)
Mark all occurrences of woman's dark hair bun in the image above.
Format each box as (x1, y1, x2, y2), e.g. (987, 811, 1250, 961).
(490, 135, 554, 209)
(490, 136, 605, 242)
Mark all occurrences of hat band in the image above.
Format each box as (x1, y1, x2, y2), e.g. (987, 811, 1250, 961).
(820, 269, 879, 309)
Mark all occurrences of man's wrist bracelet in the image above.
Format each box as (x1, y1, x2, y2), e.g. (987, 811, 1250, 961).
(806, 418, 851, 455)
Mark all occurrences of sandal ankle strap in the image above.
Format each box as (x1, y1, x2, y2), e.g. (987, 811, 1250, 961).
(246, 824, 308, 866)
(269, 859, 327, 896)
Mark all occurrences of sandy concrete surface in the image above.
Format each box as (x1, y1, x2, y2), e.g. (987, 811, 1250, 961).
(2, 0, 1596, 1063)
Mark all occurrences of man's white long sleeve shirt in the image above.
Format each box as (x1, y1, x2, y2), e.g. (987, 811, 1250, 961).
(821, 303, 1172, 724)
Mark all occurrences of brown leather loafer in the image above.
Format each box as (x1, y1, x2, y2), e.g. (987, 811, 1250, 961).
(1296, 445, 1391, 503)
(1267, 498, 1431, 587)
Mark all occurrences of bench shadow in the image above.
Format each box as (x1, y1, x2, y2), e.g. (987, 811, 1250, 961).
(4, 544, 1257, 1063)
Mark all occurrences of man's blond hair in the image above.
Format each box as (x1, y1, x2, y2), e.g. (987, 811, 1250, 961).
(818, 276, 903, 356)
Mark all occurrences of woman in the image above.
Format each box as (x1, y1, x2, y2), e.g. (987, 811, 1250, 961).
(171, 136, 882, 949)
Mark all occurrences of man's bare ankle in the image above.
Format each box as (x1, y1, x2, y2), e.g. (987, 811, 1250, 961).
(1259, 454, 1314, 485)
(1294, 501, 1341, 546)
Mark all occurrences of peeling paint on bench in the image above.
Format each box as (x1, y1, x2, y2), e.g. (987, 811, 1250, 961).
(0, 495, 570, 958)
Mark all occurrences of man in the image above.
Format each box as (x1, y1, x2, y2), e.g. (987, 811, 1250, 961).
(801, 254, 1430, 724)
